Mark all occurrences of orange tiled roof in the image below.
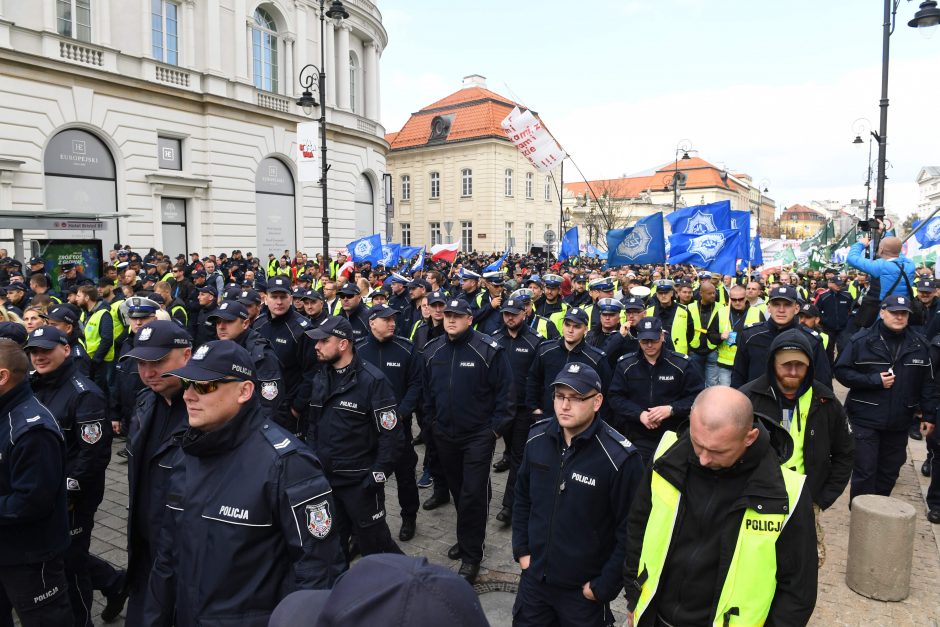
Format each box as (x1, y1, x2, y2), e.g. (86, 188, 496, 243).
(388, 86, 526, 151)
(565, 157, 746, 199)
(781, 204, 827, 220)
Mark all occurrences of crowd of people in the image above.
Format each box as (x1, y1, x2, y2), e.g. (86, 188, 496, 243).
(0, 230, 937, 626)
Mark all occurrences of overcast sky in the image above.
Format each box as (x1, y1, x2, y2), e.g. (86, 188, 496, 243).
(378, 0, 940, 219)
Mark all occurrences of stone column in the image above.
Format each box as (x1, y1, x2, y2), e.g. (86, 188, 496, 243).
(140, 0, 150, 56)
(206, 0, 221, 72)
(374, 46, 381, 122)
(324, 18, 335, 107)
(295, 2, 307, 92)
(284, 36, 294, 97)
(336, 23, 351, 110)
(95, 0, 111, 46)
(363, 41, 378, 120)
(234, 0, 248, 80)
(183, 0, 195, 68)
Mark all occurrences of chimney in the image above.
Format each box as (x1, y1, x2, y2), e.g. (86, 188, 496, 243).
(462, 74, 487, 89)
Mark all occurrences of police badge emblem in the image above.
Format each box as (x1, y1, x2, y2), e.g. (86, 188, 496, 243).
(260, 381, 278, 400)
(379, 410, 398, 430)
(683, 210, 718, 235)
(138, 327, 153, 341)
(81, 422, 102, 444)
(688, 232, 727, 263)
(306, 501, 332, 538)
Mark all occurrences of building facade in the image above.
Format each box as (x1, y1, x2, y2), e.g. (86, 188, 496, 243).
(563, 156, 777, 245)
(386, 75, 561, 253)
(779, 203, 828, 240)
(917, 166, 940, 218)
(0, 0, 388, 260)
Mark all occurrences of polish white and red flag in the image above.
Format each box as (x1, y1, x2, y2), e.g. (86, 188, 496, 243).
(430, 242, 460, 264)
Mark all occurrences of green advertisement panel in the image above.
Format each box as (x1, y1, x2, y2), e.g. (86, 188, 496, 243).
(37, 239, 103, 293)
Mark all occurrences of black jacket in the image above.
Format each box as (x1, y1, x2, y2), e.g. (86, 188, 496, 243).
(253, 308, 312, 419)
(306, 355, 404, 485)
(816, 289, 854, 333)
(111, 334, 147, 434)
(526, 339, 611, 418)
(31, 359, 111, 506)
(340, 302, 371, 341)
(513, 416, 643, 603)
(355, 333, 423, 419)
(731, 317, 831, 389)
(623, 421, 817, 627)
(0, 381, 69, 566)
(835, 320, 937, 430)
(191, 303, 218, 348)
(144, 401, 345, 627)
(607, 348, 705, 442)
(739, 330, 854, 510)
(422, 328, 515, 436)
(233, 328, 291, 429)
(492, 325, 543, 411)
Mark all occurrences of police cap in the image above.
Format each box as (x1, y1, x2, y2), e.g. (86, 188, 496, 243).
(563, 307, 589, 326)
(551, 362, 602, 396)
(208, 301, 249, 322)
(636, 317, 664, 340)
(165, 340, 254, 382)
(305, 316, 354, 341)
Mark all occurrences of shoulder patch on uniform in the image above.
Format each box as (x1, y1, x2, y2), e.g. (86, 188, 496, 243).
(745, 321, 762, 328)
(261, 423, 297, 455)
(490, 340, 499, 348)
(299, 320, 309, 327)
(802, 327, 820, 337)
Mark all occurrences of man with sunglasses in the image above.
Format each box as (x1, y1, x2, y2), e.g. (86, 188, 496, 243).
(304, 317, 405, 564)
(709, 284, 764, 388)
(607, 317, 705, 466)
(512, 362, 643, 626)
(144, 340, 345, 625)
(337, 282, 371, 340)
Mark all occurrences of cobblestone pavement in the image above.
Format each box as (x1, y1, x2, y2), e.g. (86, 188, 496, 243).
(86, 407, 940, 626)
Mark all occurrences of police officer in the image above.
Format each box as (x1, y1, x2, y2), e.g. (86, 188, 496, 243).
(536, 273, 569, 331)
(144, 340, 345, 625)
(27, 327, 118, 627)
(835, 294, 937, 501)
(798, 303, 830, 357)
(399, 278, 429, 339)
(355, 305, 422, 542)
(607, 317, 705, 465)
(457, 268, 486, 319)
(491, 297, 544, 525)
(646, 279, 691, 354)
(421, 298, 514, 583)
(710, 283, 764, 387)
(305, 317, 404, 564)
(301, 289, 330, 326)
(731, 285, 831, 389)
(526, 307, 611, 421)
(252, 276, 312, 432)
(111, 297, 160, 440)
(586, 297, 624, 350)
(513, 363, 643, 626)
(190, 284, 219, 347)
(119, 320, 192, 624)
(816, 276, 853, 360)
(511, 288, 559, 340)
(623, 387, 817, 627)
(0, 339, 72, 625)
(58, 262, 91, 299)
(387, 273, 411, 311)
(236, 287, 264, 323)
(76, 284, 115, 390)
(43, 303, 91, 376)
(474, 271, 507, 334)
(687, 281, 721, 385)
(739, 329, 855, 567)
(337, 281, 371, 340)
(566, 275, 591, 307)
(599, 296, 650, 365)
(210, 300, 290, 428)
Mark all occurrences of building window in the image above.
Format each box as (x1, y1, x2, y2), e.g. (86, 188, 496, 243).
(157, 136, 182, 170)
(544, 177, 552, 201)
(429, 171, 440, 199)
(504, 169, 513, 197)
(400, 175, 410, 201)
(151, 0, 179, 65)
(57, 0, 91, 42)
(401, 223, 411, 246)
(461, 221, 473, 252)
(349, 52, 358, 112)
(525, 223, 533, 250)
(525, 172, 534, 199)
(461, 168, 472, 197)
(429, 222, 442, 247)
(252, 8, 279, 93)
(505, 222, 514, 251)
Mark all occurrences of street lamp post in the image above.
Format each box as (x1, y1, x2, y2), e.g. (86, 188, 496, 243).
(852, 118, 875, 224)
(872, 0, 940, 250)
(296, 0, 349, 261)
(755, 179, 770, 237)
(664, 140, 693, 212)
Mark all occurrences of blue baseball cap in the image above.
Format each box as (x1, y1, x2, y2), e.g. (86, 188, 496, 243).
(25, 326, 69, 350)
(636, 317, 664, 340)
(563, 307, 589, 326)
(164, 339, 254, 382)
(881, 294, 913, 312)
(121, 320, 192, 361)
(551, 362, 603, 395)
(500, 298, 525, 315)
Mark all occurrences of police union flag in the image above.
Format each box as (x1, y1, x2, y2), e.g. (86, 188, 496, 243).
(606, 213, 666, 266)
(666, 200, 732, 236)
(668, 228, 742, 275)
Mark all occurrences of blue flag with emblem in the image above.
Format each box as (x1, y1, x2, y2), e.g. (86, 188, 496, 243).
(399, 246, 423, 262)
(665, 200, 732, 236)
(750, 233, 764, 267)
(484, 251, 509, 273)
(668, 228, 742, 275)
(730, 210, 750, 259)
(912, 217, 940, 248)
(606, 212, 667, 266)
(410, 249, 425, 273)
(559, 227, 580, 261)
(346, 233, 383, 266)
(380, 243, 401, 268)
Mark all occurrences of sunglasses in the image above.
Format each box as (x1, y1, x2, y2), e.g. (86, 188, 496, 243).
(180, 378, 241, 394)
(339, 294, 358, 299)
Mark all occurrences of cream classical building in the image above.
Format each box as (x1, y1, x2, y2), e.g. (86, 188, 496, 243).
(386, 75, 562, 253)
(0, 0, 388, 262)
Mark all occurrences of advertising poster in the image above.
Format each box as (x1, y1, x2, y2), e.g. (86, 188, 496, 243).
(37, 239, 103, 293)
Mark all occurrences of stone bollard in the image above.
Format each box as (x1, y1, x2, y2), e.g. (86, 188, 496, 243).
(846, 494, 916, 601)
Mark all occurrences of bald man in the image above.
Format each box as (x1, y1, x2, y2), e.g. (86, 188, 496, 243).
(847, 234, 916, 301)
(623, 387, 817, 627)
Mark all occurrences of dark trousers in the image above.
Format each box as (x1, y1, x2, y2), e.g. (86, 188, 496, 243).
(0, 558, 73, 627)
(850, 425, 909, 501)
(629, 435, 658, 469)
(394, 417, 420, 519)
(926, 429, 940, 510)
(435, 428, 496, 564)
(420, 419, 449, 498)
(124, 552, 151, 627)
(502, 410, 534, 509)
(512, 568, 613, 627)
(65, 501, 100, 627)
(330, 482, 402, 565)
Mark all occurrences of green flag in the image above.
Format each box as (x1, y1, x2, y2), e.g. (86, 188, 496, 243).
(775, 246, 797, 265)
